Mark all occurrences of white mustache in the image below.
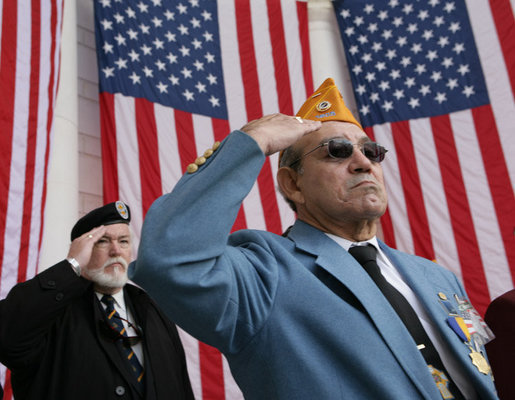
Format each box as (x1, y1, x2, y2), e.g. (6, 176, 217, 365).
(101, 256, 128, 270)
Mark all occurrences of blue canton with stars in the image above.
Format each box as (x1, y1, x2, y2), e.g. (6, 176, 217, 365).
(94, 0, 228, 120)
(333, 0, 489, 127)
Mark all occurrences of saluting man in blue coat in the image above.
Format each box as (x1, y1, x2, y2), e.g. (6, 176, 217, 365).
(131, 78, 498, 400)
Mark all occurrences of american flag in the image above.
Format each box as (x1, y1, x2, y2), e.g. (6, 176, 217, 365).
(333, 0, 515, 316)
(0, 0, 64, 396)
(94, 0, 312, 398)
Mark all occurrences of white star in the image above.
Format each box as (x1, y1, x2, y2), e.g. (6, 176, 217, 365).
(370, 93, 380, 102)
(356, 85, 367, 95)
(457, 64, 470, 75)
(372, 42, 382, 52)
(411, 43, 423, 54)
(446, 78, 458, 89)
(422, 30, 433, 40)
(453, 43, 465, 54)
(390, 69, 401, 79)
(438, 37, 450, 47)
(126, 7, 136, 18)
(183, 89, 194, 101)
(405, 77, 416, 88)
(208, 95, 220, 107)
(150, 0, 161, 6)
(143, 66, 153, 77)
(189, 0, 199, 7)
(349, 45, 359, 55)
(393, 89, 404, 99)
(100, 19, 113, 30)
(129, 72, 141, 84)
(102, 66, 115, 77)
(407, 23, 418, 34)
(444, 2, 456, 13)
(383, 101, 394, 111)
(169, 74, 180, 85)
(379, 81, 390, 91)
(153, 38, 164, 49)
(362, 53, 372, 63)
(430, 71, 442, 82)
(393, 17, 403, 27)
(402, 4, 414, 14)
(206, 74, 217, 85)
(152, 17, 163, 28)
(375, 61, 386, 71)
(462, 85, 475, 97)
(382, 30, 393, 40)
(419, 85, 431, 96)
(360, 104, 370, 115)
(193, 59, 204, 71)
(433, 16, 445, 27)
(357, 35, 368, 45)
(114, 58, 127, 69)
(179, 45, 190, 57)
(164, 10, 175, 20)
(426, 50, 438, 61)
(201, 10, 212, 21)
(340, 9, 351, 19)
(181, 67, 192, 78)
(435, 92, 447, 103)
(389, 0, 399, 8)
(99, 0, 111, 8)
(165, 31, 176, 42)
(354, 16, 364, 26)
(177, 3, 188, 14)
(203, 31, 213, 42)
(378, 11, 388, 21)
(205, 52, 215, 63)
(352, 64, 363, 75)
(137, 1, 148, 13)
(128, 49, 139, 62)
(368, 23, 378, 33)
(415, 64, 426, 74)
(141, 44, 152, 55)
(397, 36, 408, 47)
(190, 17, 201, 28)
(127, 29, 138, 40)
(113, 13, 124, 23)
(167, 52, 178, 64)
(156, 82, 168, 93)
(178, 24, 189, 35)
(345, 27, 355, 36)
(114, 33, 126, 46)
(429, 0, 440, 6)
(192, 38, 202, 49)
(365, 72, 376, 82)
(400, 56, 411, 67)
(139, 24, 150, 34)
(195, 81, 206, 92)
(418, 10, 429, 20)
(155, 60, 166, 71)
(364, 4, 374, 14)
(386, 49, 397, 60)
(441, 57, 453, 68)
(408, 97, 420, 108)
(103, 42, 114, 54)
(449, 22, 460, 33)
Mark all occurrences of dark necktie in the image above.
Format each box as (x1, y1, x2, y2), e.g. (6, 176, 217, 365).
(349, 245, 464, 400)
(101, 295, 145, 389)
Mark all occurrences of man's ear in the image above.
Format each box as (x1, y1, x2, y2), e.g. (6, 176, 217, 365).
(277, 167, 304, 206)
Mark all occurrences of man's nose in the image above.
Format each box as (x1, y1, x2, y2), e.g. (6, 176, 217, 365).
(109, 241, 121, 256)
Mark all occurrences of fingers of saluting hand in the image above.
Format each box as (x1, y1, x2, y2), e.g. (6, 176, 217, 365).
(67, 225, 107, 266)
(241, 113, 321, 156)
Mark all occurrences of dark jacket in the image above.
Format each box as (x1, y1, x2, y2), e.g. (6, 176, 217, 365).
(0, 260, 194, 400)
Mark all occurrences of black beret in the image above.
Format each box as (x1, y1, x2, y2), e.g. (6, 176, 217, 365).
(70, 201, 131, 241)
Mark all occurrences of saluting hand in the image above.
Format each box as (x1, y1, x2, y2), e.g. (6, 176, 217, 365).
(241, 113, 321, 156)
(66, 225, 107, 271)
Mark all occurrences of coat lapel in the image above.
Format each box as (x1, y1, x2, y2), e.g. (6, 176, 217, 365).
(288, 220, 440, 399)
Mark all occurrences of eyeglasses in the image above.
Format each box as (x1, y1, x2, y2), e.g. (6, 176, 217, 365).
(289, 138, 388, 167)
(98, 315, 144, 347)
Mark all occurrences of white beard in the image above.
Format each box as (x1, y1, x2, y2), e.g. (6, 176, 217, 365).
(85, 256, 129, 289)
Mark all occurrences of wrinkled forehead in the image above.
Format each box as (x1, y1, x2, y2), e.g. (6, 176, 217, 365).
(295, 121, 369, 152)
(103, 223, 131, 237)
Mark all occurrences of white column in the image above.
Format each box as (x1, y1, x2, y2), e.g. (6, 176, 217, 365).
(39, 0, 79, 270)
(308, 0, 358, 114)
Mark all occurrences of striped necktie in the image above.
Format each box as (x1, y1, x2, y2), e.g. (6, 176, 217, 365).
(101, 294, 144, 389)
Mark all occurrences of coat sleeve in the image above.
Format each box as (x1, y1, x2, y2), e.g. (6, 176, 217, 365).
(0, 260, 90, 368)
(130, 130, 280, 354)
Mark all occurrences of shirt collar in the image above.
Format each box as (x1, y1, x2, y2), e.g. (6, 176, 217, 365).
(95, 289, 126, 311)
(325, 232, 379, 252)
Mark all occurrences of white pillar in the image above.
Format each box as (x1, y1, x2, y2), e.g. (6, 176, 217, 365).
(39, 0, 79, 270)
(308, 0, 358, 114)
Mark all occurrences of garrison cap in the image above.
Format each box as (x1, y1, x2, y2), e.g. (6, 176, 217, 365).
(70, 201, 131, 241)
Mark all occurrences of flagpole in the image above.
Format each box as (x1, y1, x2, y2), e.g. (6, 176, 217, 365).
(39, 0, 79, 271)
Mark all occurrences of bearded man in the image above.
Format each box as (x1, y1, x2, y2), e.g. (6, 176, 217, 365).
(0, 201, 194, 400)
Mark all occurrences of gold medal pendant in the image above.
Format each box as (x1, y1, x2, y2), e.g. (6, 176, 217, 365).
(469, 349, 491, 375)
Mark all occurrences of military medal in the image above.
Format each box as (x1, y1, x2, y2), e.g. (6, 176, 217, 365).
(469, 348, 491, 375)
(428, 365, 454, 399)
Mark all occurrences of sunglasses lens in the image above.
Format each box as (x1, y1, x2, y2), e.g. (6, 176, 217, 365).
(363, 142, 387, 162)
(327, 140, 354, 159)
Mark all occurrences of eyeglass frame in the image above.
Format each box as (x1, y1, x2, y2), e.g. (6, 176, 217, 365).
(288, 138, 388, 168)
(98, 314, 144, 347)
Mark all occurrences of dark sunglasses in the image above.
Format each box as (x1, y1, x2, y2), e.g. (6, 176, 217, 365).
(289, 138, 387, 167)
(98, 315, 144, 347)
